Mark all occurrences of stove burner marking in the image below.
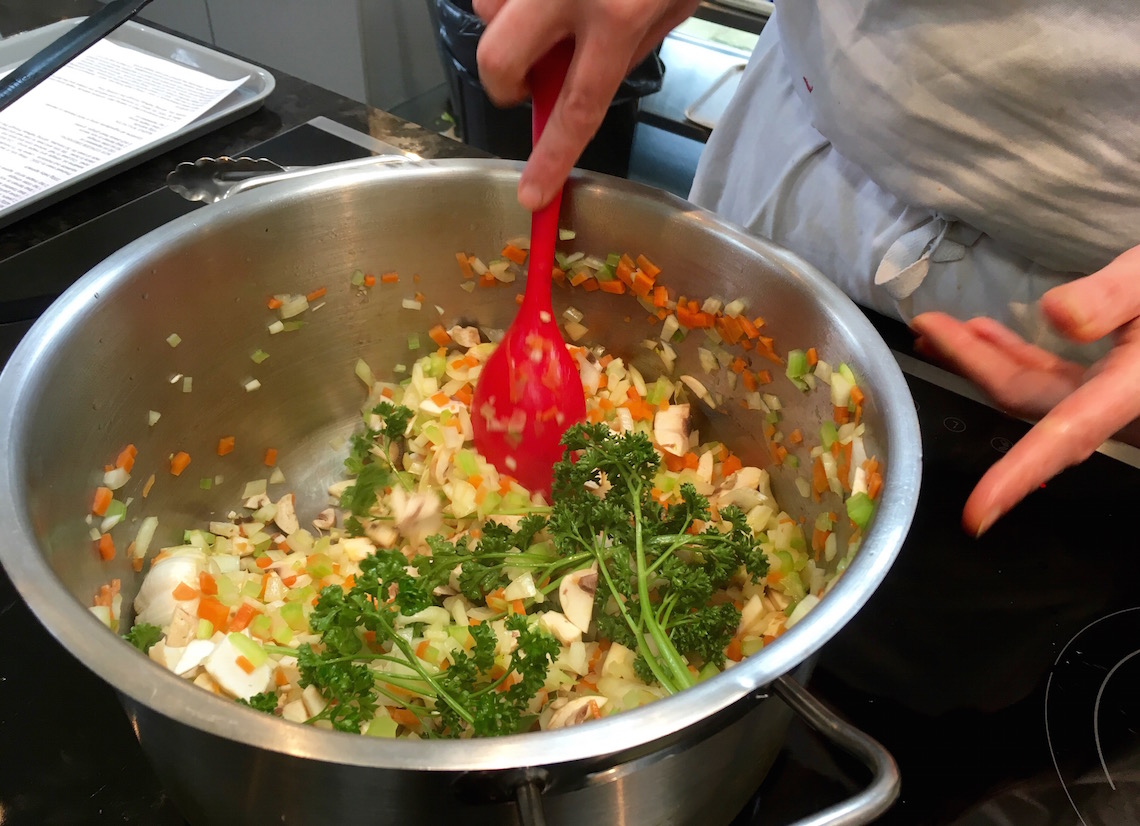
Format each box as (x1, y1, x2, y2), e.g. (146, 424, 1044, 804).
(1045, 606, 1140, 826)
(1093, 647, 1140, 791)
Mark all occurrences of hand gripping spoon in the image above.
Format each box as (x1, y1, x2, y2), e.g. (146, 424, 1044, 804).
(471, 41, 586, 496)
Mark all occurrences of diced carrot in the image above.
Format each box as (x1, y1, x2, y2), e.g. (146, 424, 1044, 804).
(229, 602, 259, 633)
(217, 436, 235, 456)
(305, 286, 327, 302)
(172, 581, 198, 601)
(581, 278, 600, 292)
(615, 256, 635, 286)
(663, 452, 686, 472)
(267, 297, 282, 310)
(255, 555, 273, 569)
(414, 291, 426, 303)
(199, 571, 218, 596)
(509, 599, 526, 616)
(868, 471, 884, 500)
(635, 254, 661, 279)
(502, 244, 528, 265)
(431, 391, 450, 408)
(599, 279, 626, 294)
(725, 637, 744, 662)
(850, 385, 865, 406)
(741, 371, 757, 392)
(788, 429, 803, 444)
(721, 454, 743, 477)
(380, 272, 400, 284)
(115, 444, 137, 472)
(652, 285, 668, 307)
(416, 639, 431, 659)
(834, 405, 851, 425)
(428, 325, 451, 347)
(363, 274, 376, 287)
(738, 315, 760, 339)
(235, 656, 256, 675)
(389, 707, 419, 729)
(274, 667, 290, 688)
(92, 486, 113, 516)
(96, 533, 115, 561)
(812, 456, 829, 495)
(142, 473, 156, 498)
(264, 448, 277, 467)
(456, 251, 474, 278)
(631, 269, 654, 297)
(730, 357, 748, 374)
(467, 473, 483, 489)
(479, 273, 497, 288)
(681, 452, 699, 470)
(756, 369, 773, 384)
(454, 385, 473, 407)
(131, 557, 144, 572)
(169, 451, 191, 476)
(551, 266, 566, 284)
(806, 347, 818, 367)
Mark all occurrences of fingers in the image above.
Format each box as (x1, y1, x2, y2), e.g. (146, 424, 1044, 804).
(477, 0, 568, 106)
(471, 0, 508, 23)
(1042, 245, 1140, 343)
(518, 27, 638, 210)
(963, 320, 1140, 536)
(626, 0, 701, 72)
(910, 312, 1080, 418)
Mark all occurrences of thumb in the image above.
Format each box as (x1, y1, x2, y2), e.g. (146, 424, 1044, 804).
(1041, 245, 1140, 343)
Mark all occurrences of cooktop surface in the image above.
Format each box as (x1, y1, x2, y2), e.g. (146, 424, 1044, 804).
(1, 119, 1138, 826)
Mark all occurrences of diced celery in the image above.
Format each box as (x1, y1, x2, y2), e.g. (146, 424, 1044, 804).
(765, 410, 780, 424)
(250, 349, 270, 364)
(306, 553, 334, 578)
(447, 625, 473, 648)
(196, 619, 214, 640)
(351, 269, 365, 286)
(741, 637, 765, 657)
(216, 575, 240, 607)
(605, 252, 621, 267)
(786, 349, 808, 379)
(228, 633, 268, 667)
(820, 421, 839, 450)
(241, 580, 262, 599)
(407, 333, 421, 350)
(285, 585, 315, 603)
(366, 714, 400, 738)
(697, 661, 721, 683)
(271, 616, 294, 645)
(785, 455, 800, 469)
(280, 601, 308, 632)
(594, 264, 616, 281)
(558, 228, 576, 241)
(426, 352, 446, 378)
(846, 492, 875, 530)
(249, 614, 272, 640)
(477, 491, 502, 516)
(199, 477, 212, 490)
(455, 449, 478, 477)
(838, 363, 857, 386)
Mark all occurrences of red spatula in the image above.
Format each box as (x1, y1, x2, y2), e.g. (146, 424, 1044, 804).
(471, 41, 586, 496)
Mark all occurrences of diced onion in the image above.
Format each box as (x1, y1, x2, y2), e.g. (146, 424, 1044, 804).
(244, 379, 261, 392)
(103, 467, 130, 490)
(402, 299, 423, 311)
(148, 410, 161, 426)
(562, 306, 584, 324)
(166, 333, 181, 347)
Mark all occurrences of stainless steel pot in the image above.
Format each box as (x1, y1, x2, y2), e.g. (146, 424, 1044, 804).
(0, 157, 921, 826)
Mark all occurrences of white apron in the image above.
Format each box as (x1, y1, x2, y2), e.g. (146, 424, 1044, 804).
(690, 4, 1140, 363)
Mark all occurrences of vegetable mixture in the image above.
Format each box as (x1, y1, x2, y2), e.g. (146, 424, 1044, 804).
(101, 244, 881, 739)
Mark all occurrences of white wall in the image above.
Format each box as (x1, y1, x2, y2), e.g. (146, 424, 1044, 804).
(137, 0, 444, 108)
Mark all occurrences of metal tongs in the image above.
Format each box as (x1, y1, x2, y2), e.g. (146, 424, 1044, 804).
(0, 0, 154, 114)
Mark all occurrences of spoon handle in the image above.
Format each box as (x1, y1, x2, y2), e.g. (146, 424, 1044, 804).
(522, 41, 573, 317)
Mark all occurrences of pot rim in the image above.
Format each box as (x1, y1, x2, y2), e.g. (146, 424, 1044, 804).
(0, 159, 921, 772)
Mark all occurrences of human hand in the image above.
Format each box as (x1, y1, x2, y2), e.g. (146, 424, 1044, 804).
(474, 0, 699, 211)
(910, 245, 1140, 537)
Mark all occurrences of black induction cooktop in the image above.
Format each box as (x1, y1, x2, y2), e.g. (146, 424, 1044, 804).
(2, 120, 1138, 826)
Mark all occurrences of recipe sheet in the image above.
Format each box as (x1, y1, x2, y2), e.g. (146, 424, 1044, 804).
(0, 38, 248, 210)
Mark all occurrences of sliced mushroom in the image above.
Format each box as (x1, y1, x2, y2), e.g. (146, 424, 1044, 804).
(538, 611, 582, 645)
(389, 488, 442, 542)
(312, 508, 336, 530)
(448, 325, 481, 349)
(546, 695, 608, 730)
(165, 605, 199, 648)
(243, 493, 271, 510)
(653, 403, 690, 456)
(274, 493, 299, 535)
(559, 564, 598, 633)
(327, 480, 354, 499)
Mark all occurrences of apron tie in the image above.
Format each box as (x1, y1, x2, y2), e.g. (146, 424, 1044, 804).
(874, 215, 982, 301)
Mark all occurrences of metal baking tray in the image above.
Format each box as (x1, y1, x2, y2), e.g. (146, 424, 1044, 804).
(0, 17, 275, 229)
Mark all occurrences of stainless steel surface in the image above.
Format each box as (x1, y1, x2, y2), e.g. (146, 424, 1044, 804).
(774, 676, 901, 826)
(166, 156, 290, 202)
(166, 153, 421, 203)
(0, 157, 921, 824)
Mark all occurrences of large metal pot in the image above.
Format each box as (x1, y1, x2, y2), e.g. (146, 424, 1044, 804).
(0, 157, 920, 825)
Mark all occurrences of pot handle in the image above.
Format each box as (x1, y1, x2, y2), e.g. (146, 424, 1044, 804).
(166, 154, 425, 204)
(514, 779, 547, 826)
(773, 675, 900, 826)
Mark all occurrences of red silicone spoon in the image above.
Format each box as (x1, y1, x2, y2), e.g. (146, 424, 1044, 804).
(471, 41, 586, 496)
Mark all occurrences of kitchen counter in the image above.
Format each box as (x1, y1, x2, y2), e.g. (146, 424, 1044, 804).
(0, 1, 481, 261)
